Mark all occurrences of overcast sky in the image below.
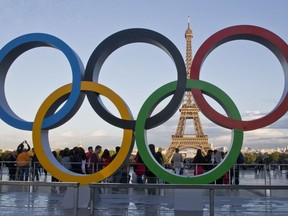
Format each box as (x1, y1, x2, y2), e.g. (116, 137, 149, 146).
(0, 1, 287, 151)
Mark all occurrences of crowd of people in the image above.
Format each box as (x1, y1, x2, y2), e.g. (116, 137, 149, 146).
(4, 141, 131, 183)
(4, 141, 244, 185)
(131, 146, 244, 185)
(182, 148, 244, 185)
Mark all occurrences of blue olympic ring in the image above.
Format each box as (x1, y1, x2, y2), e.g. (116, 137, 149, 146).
(0, 33, 84, 130)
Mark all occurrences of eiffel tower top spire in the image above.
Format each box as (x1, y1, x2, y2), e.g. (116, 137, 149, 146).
(182, 16, 195, 108)
(185, 16, 192, 78)
(186, 16, 193, 38)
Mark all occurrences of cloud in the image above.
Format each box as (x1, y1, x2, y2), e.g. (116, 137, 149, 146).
(61, 131, 75, 137)
(245, 128, 288, 144)
(90, 130, 108, 137)
(246, 129, 284, 139)
(243, 110, 265, 120)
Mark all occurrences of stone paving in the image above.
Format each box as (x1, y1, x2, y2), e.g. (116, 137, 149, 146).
(1, 185, 288, 216)
(0, 168, 287, 215)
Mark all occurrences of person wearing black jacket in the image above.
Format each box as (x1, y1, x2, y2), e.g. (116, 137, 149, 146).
(145, 144, 162, 195)
(6, 151, 17, 180)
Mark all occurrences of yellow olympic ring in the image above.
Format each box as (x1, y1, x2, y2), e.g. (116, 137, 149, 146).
(32, 81, 133, 185)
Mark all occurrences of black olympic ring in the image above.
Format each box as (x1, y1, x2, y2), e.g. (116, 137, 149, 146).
(84, 28, 187, 130)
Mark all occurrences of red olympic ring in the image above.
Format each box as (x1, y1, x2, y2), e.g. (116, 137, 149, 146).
(190, 25, 288, 131)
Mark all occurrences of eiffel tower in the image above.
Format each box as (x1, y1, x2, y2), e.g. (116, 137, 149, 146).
(165, 17, 211, 162)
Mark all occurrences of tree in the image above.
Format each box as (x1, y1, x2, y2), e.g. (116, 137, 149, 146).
(244, 152, 256, 164)
(268, 152, 281, 164)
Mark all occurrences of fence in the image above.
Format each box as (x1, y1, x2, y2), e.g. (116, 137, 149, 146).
(1, 161, 288, 185)
(0, 180, 79, 215)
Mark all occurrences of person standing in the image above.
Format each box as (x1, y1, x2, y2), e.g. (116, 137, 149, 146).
(230, 152, 244, 185)
(94, 145, 102, 172)
(134, 152, 146, 183)
(31, 148, 40, 181)
(101, 149, 111, 169)
(7, 151, 17, 180)
(70, 147, 82, 174)
(204, 149, 214, 172)
(155, 147, 164, 166)
(215, 151, 222, 165)
(16, 141, 31, 181)
(110, 146, 122, 183)
(101, 149, 111, 182)
(172, 148, 183, 175)
(86, 146, 95, 174)
(214, 150, 223, 184)
(61, 147, 72, 171)
(192, 149, 205, 175)
(79, 147, 87, 174)
(145, 144, 162, 195)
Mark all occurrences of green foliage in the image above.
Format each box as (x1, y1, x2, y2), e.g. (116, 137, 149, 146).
(268, 152, 281, 164)
(0, 150, 13, 161)
(244, 152, 256, 164)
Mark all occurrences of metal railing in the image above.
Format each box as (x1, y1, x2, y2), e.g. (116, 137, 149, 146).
(0, 180, 79, 214)
(1, 161, 288, 184)
(1, 161, 288, 185)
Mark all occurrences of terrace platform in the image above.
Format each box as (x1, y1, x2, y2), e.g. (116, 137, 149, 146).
(0, 168, 287, 215)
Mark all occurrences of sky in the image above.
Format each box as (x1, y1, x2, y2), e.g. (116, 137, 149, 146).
(0, 1, 287, 152)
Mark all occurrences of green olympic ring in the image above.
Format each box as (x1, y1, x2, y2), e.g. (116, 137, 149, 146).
(135, 79, 244, 184)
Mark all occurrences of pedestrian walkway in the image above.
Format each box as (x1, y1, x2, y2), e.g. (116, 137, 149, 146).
(0, 169, 287, 215)
(0, 182, 288, 215)
(90, 183, 288, 216)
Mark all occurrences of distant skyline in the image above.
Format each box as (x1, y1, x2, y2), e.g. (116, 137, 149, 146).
(0, 1, 287, 151)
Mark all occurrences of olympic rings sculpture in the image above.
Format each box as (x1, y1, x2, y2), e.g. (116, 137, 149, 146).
(0, 25, 287, 185)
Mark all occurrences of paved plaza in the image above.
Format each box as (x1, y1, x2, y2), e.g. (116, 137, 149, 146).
(0, 168, 287, 215)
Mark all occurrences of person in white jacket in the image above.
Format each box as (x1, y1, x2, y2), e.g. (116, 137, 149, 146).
(172, 148, 183, 175)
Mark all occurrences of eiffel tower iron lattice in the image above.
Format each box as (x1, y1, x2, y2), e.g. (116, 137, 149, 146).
(165, 17, 211, 162)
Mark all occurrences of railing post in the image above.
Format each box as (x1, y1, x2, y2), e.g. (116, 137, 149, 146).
(90, 185, 95, 215)
(264, 164, 267, 185)
(73, 183, 79, 216)
(28, 161, 32, 182)
(32, 162, 35, 182)
(228, 169, 232, 184)
(0, 161, 3, 180)
(268, 164, 272, 185)
(209, 188, 214, 216)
